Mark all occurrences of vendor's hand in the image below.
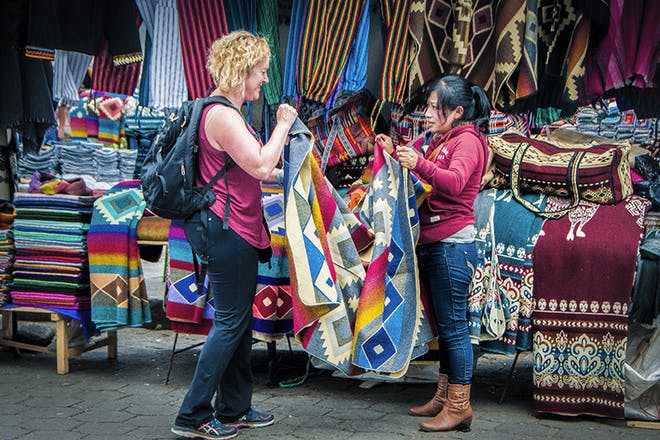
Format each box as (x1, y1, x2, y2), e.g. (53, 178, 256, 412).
(276, 103, 298, 129)
(375, 133, 395, 154)
(396, 146, 418, 169)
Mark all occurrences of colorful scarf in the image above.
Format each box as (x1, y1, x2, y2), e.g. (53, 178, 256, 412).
(532, 195, 650, 418)
(89, 180, 151, 331)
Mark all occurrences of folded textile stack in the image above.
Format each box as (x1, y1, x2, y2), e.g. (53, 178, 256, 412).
(599, 101, 621, 139)
(10, 192, 96, 311)
(634, 119, 654, 144)
(0, 201, 16, 306)
(57, 142, 101, 176)
(575, 106, 602, 136)
(615, 110, 635, 140)
(118, 149, 138, 180)
(93, 147, 120, 182)
(17, 146, 58, 179)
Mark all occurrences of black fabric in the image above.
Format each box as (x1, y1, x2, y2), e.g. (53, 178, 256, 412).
(26, 0, 141, 58)
(0, 0, 55, 154)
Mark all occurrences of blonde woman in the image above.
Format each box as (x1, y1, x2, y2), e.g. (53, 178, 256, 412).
(172, 31, 297, 440)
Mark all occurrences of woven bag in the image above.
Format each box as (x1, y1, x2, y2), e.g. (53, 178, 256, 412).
(488, 130, 633, 218)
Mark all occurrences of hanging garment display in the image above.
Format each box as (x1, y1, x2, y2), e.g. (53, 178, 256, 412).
(297, 0, 368, 104)
(175, 0, 229, 99)
(136, 0, 188, 109)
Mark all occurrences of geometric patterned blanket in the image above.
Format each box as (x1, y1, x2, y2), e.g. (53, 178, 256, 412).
(469, 189, 547, 354)
(164, 187, 293, 340)
(89, 180, 151, 331)
(284, 120, 432, 377)
(532, 195, 650, 418)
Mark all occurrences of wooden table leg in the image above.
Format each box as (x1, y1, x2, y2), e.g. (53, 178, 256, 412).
(107, 330, 118, 359)
(55, 315, 70, 375)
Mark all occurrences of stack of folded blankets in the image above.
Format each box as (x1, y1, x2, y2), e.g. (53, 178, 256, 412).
(0, 201, 16, 306)
(18, 146, 58, 179)
(575, 106, 602, 136)
(10, 192, 96, 310)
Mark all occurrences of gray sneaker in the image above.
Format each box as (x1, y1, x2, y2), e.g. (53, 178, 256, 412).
(171, 418, 239, 439)
(224, 408, 275, 429)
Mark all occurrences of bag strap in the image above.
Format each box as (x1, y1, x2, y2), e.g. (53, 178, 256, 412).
(509, 142, 583, 219)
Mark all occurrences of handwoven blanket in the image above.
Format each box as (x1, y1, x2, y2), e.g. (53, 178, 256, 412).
(253, 185, 293, 341)
(284, 132, 365, 375)
(165, 188, 293, 341)
(532, 195, 650, 418)
(284, 119, 432, 376)
(89, 180, 151, 331)
(469, 189, 546, 354)
(351, 143, 434, 377)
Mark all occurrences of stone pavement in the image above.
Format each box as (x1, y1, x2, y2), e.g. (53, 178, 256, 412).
(0, 260, 657, 440)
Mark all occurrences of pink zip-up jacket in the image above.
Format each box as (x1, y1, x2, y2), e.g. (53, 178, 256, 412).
(410, 124, 489, 245)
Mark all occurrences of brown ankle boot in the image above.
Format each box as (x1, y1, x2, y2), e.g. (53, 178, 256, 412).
(409, 373, 448, 417)
(419, 383, 472, 432)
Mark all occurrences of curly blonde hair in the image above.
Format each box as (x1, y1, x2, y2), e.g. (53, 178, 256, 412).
(206, 31, 271, 95)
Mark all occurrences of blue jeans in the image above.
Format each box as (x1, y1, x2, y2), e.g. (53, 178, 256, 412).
(417, 241, 477, 385)
(175, 211, 258, 428)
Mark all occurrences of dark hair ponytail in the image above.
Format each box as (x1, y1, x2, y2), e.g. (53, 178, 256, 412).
(470, 85, 491, 132)
(427, 75, 492, 132)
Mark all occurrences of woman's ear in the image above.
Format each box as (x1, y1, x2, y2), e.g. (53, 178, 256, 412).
(454, 105, 464, 119)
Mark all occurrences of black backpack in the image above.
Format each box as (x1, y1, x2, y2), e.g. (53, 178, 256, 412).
(140, 96, 239, 220)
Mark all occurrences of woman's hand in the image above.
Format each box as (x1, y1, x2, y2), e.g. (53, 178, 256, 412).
(375, 133, 395, 154)
(396, 146, 418, 169)
(276, 103, 298, 129)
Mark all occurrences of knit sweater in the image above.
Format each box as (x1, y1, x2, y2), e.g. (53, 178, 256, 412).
(411, 124, 489, 244)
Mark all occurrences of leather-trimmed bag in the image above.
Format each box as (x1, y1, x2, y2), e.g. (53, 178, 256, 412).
(307, 90, 378, 172)
(488, 130, 633, 218)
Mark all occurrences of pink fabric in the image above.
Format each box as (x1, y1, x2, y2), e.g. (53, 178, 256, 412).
(412, 125, 488, 244)
(630, 168, 644, 183)
(197, 105, 270, 249)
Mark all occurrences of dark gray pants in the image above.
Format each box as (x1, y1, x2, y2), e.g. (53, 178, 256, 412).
(175, 210, 258, 428)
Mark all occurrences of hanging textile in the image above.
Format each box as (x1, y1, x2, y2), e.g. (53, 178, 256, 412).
(513, 0, 539, 111)
(532, 195, 650, 418)
(282, 0, 307, 101)
(379, 0, 412, 105)
(297, 0, 368, 104)
(341, 0, 370, 94)
(224, 0, 257, 32)
(53, 51, 93, 106)
(175, 0, 229, 99)
(26, 0, 141, 66)
(458, 0, 527, 111)
(136, 0, 188, 109)
(469, 189, 547, 353)
(257, 0, 283, 106)
(408, 0, 495, 99)
(0, 0, 55, 155)
(89, 180, 151, 332)
(90, 41, 141, 96)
